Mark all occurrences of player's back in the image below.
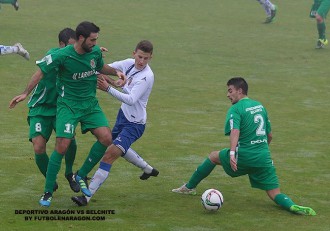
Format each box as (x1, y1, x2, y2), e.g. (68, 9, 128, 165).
(228, 97, 272, 167)
(27, 47, 60, 115)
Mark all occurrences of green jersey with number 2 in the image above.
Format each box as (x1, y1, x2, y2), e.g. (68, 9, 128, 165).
(224, 97, 272, 167)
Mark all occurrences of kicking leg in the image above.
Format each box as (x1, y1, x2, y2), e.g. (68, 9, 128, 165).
(122, 148, 159, 180)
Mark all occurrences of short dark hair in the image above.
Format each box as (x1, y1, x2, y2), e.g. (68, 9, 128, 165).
(58, 28, 76, 46)
(75, 21, 100, 39)
(135, 40, 153, 54)
(227, 77, 248, 95)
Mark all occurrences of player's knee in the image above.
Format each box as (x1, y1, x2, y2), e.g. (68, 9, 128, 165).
(316, 14, 324, 23)
(55, 138, 71, 154)
(33, 145, 46, 154)
(95, 128, 112, 146)
(102, 145, 122, 164)
(209, 151, 221, 165)
(32, 136, 47, 153)
(98, 134, 112, 146)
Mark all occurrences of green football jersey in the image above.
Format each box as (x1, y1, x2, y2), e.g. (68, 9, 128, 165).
(314, 0, 330, 4)
(28, 47, 59, 117)
(36, 44, 104, 102)
(224, 97, 272, 167)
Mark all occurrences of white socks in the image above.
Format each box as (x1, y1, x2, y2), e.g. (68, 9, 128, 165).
(85, 148, 154, 203)
(86, 168, 109, 202)
(257, 0, 275, 16)
(0, 45, 18, 55)
(122, 148, 153, 174)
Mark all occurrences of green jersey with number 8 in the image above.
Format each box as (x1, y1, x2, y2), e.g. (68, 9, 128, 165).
(28, 47, 60, 117)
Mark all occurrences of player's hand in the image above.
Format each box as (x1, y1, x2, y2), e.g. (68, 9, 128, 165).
(116, 71, 126, 87)
(113, 79, 125, 87)
(97, 75, 109, 92)
(9, 94, 28, 109)
(100, 47, 108, 58)
(230, 155, 237, 172)
(100, 47, 108, 52)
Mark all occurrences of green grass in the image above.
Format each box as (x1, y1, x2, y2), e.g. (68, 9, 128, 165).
(1, 0, 329, 230)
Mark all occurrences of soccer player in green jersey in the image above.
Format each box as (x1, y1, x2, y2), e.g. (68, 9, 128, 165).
(172, 77, 316, 216)
(9, 28, 80, 193)
(10, 21, 126, 207)
(310, 0, 330, 48)
(0, 0, 18, 11)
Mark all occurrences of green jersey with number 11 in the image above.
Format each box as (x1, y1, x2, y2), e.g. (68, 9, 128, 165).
(224, 97, 273, 167)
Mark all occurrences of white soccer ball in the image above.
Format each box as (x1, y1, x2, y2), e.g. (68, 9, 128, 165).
(201, 189, 224, 211)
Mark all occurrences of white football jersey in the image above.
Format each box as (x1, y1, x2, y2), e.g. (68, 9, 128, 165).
(107, 58, 154, 124)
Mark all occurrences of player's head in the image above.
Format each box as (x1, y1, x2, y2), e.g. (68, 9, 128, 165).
(58, 28, 76, 48)
(133, 40, 153, 70)
(76, 21, 100, 53)
(226, 77, 248, 104)
(135, 40, 153, 54)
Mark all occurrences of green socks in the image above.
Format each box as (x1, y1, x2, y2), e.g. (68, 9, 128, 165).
(274, 193, 316, 215)
(77, 141, 107, 178)
(317, 22, 326, 39)
(186, 158, 216, 189)
(274, 193, 295, 211)
(35, 153, 49, 177)
(44, 151, 64, 193)
(64, 139, 77, 176)
(35, 139, 77, 179)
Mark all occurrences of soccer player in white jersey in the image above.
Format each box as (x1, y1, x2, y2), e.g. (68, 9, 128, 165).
(72, 40, 158, 206)
(256, 0, 277, 23)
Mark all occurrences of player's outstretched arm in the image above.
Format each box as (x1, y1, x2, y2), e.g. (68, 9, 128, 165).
(9, 94, 27, 109)
(9, 69, 44, 109)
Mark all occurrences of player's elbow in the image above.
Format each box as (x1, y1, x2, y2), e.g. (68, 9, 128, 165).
(267, 133, 273, 144)
(124, 97, 136, 106)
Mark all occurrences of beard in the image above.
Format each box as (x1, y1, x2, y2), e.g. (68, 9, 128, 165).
(81, 39, 93, 53)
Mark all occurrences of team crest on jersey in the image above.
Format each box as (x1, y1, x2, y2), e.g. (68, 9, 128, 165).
(127, 78, 133, 86)
(90, 59, 96, 69)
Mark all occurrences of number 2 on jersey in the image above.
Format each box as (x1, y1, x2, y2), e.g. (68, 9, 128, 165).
(254, 114, 266, 136)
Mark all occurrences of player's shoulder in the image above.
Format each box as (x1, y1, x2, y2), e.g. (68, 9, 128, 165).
(231, 98, 259, 110)
(91, 45, 104, 57)
(121, 58, 135, 66)
(247, 98, 263, 106)
(46, 47, 60, 55)
(241, 98, 268, 114)
(47, 45, 73, 57)
(91, 44, 101, 51)
(143, 65, 154, 79)
(137, 64, 154, 81)
(249, 98, 266, 110)
(110, 58, 134, 69)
